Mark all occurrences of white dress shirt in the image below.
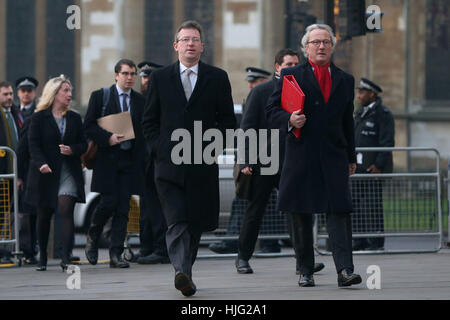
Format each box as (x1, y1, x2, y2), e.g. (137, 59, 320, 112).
(179, 62, 199, 90)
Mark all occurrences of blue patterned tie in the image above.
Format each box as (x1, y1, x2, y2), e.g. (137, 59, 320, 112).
(120, 93, 131, 150)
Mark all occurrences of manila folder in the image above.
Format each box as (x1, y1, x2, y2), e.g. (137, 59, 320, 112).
(97, 112, 135, 142)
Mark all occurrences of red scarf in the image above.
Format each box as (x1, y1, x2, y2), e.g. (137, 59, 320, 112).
(309, 59, 332, 104)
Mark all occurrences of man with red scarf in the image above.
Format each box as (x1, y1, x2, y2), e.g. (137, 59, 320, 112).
(266, 24, 361, 288)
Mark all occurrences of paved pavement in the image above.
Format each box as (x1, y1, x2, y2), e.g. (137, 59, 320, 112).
(1, 246, 450, 300)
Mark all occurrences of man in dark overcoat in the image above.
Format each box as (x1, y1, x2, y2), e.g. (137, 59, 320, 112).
(83, 59, 145, 268)
(142, 20, 236, 296)
(266, 24, 361, 287)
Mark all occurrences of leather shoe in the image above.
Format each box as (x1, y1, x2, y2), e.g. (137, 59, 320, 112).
(85, 236, 98, 265)
(235, 258, 253, 274)
(338, 269, 362, 287)
(208, 242, 238, 254)
(109, 254, 130, 268)
(70, 255, 80, 263)
(174, 272, 196, 297)
(137, 253, 170, 264)
(296, 263, 325, 275)
(298, 274, 315, 287)
(23, 257, 38, 265)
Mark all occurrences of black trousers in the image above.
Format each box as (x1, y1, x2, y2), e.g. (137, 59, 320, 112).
(139, 161, 167, 256)
(88, 151, 133, 257)
(19, 213, 37, 259)
(351, 179, 385, 248)
(289, 212, 354, 275)
(238, 173, 279, 261)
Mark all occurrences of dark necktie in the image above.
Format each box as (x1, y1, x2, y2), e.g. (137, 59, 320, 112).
(120, 93, 132, 150)
(121, 93, 129, 112)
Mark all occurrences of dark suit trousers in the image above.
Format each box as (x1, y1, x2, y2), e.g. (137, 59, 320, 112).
(289, 212, 354, 275)
(156, 179, 200, 277)
(238, 173, 279, 261)
(139, 161, 167, 256)
(88, 150, 133, 257)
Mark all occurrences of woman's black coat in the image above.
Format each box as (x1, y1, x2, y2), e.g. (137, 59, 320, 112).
(26, 109, 87, 208)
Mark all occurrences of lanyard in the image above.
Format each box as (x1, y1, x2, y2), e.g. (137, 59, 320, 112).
(59, 116, 66, 138)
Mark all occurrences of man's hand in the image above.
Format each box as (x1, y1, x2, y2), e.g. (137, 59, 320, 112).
(109, 133, 125, 146)
(59, 144, 73, 156)
(349, 163, 356, 176)
(289, 110, 306, 129)
(366, 164, 381, 173)
(241, 166, 253, 176)
(40, 164, 52, 174)
(17, 179, 24, 191)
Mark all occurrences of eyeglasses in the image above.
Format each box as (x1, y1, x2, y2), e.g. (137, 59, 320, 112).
(307, 39, 333, 47)
(177, 37, 201, 43)
(119, 72, 138, 77)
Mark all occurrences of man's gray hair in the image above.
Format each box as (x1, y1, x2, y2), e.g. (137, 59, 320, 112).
(300, 24, 337, 58)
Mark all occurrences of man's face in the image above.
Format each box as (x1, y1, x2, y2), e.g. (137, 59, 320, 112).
(275, 54, 300, 75)
(248, 78, 267, 90)
(173, 28, 204, 66)
(18, 88, 36, 106)
(0, 86, 14, 109)
(305, 29, 333, 66)
(141, 76, 149, 90)
(115, 64, 137, 91)
(357, 89, 376, 107)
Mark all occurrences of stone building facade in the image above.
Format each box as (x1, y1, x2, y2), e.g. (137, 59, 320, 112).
(0, 0, 449, 167)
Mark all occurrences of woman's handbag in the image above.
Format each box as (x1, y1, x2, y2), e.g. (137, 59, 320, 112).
(81, 88, 110, 169)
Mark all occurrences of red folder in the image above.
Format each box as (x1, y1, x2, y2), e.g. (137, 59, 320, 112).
(281, 75, 305, 138)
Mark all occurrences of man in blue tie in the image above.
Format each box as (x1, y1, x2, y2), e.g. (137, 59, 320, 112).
(83, 59, 146, 268)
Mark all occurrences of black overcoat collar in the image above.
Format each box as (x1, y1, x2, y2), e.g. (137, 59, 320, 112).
(170, 60, 211, 108)
(300, 61, 343, 104)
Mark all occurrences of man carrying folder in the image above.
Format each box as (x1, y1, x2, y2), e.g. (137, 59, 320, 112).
(266, 24, 361, 288)
(83, 59, 145, 268)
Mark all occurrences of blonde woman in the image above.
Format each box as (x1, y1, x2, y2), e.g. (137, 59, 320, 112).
(26, 75, 87, 271)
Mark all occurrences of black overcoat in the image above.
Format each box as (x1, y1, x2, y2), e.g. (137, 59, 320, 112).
(83, 85, 145, 195)
(26, 109, 87, 208)
(266, 61, 356, 214)
(142, 61, 236, 233)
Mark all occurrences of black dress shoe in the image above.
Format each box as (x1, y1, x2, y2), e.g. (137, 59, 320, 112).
(23, 257, 38, 265)
(85, 237, 98, 265)
(296, 263, 325, 275)
(338, 269, 362, 287)
(70, 255, 80, 263)
(36, 265, 47, 271)
(208, 242, 238, 254)
(235, 258, 253, 274)
(137, 253, 170, 265)
(298, 274, 315, 287)
(174, 272, 196, 297)
(109, 255, 130, 268)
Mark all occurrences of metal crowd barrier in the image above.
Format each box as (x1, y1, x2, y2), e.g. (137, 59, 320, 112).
(200, 147, 444, 258)
(0, 147, 22, 265)
(316, 147, 443, 255)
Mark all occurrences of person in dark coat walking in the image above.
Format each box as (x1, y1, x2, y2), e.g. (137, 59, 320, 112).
(134, 60, 169, 265)
(83, 59, 146, 269)
(266, 24, 361, 288)
(142, 20, 236, 296)
(235, 49, 298, 272)
(15, 76, 39, 265)
(352, 78, 395, 251)
(26, 75, 87, 271)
